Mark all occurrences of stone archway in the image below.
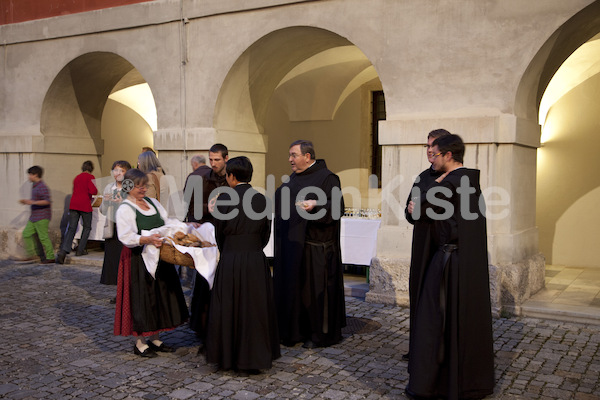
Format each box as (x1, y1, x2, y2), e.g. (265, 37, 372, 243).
(213, 26, 384, 212)
(38, 51, 157, 254)
(41, 51, 155, 188)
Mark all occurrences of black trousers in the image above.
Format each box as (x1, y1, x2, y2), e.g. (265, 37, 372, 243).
(61, 210, 92, 253)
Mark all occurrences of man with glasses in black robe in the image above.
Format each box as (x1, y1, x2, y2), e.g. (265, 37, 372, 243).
(405, 134, 495, 400)
(274, 139, 346, 349)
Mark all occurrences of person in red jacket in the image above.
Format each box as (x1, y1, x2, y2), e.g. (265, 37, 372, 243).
(56, 160, 98, 264)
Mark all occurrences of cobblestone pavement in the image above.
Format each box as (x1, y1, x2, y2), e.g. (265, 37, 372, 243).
(0, 260, 599, 400)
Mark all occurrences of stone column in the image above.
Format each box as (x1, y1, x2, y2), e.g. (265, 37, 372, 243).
(365, 115, 546, 315)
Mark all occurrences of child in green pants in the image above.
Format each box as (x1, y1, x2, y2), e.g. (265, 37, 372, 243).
(19, 166, 55, 263)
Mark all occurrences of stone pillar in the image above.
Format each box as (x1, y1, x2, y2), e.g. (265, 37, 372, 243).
(365, 115, 546, 315)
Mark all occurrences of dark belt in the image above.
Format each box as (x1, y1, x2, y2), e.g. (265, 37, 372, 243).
(441, 243, 458, 253)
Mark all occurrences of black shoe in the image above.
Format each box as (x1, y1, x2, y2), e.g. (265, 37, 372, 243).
(402, 352, 409, 361)
(55, 251, 66, 264)
(75, 249, 88, 256)
(147, 341, 175, 353)
(133, 345, 157, 358)
(196, 343, 206, 356)
(302, 340, 318, 349)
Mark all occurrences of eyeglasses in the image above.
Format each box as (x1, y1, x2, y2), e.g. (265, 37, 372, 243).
(134, 185, 149, 191)
(289, 153, 304, 158)
(429, 152, 443, 159)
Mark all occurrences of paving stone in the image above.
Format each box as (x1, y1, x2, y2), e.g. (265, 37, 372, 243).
(1, 261, 600, 399)
(168, 388, 196, 399)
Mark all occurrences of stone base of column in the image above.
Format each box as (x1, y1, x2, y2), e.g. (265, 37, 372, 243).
(493, 252, 546, 317)
(0, 227, 62, 259)
(364, 253, 546, 317)
(365, 256, 410, 306)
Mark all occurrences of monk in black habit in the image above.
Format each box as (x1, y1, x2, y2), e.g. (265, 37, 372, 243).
(404, 129, 450, 361)
(406, 134, 495, 400)
(274, 140, 346, 349)
(205, 156, 280, 372)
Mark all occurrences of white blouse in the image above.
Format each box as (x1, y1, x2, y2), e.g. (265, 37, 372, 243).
(116, 197, 177, 248)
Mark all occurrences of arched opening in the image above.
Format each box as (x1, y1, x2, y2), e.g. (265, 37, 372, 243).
(213, 26, 385, 285)
(537, 34, 600, 269)
(41, 51, 156, 182)
(515, 0, 600, 314)
(214, 27, 384, 211)
(40, 51, 157, 246)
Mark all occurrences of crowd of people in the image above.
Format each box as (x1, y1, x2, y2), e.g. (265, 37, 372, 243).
(16, 135, 495, 398)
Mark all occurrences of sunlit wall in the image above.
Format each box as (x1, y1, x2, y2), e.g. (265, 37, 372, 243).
(101, 84, 156, 176)
(537, 37, 600, 267)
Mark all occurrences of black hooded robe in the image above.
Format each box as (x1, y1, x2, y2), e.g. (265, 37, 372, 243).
(205, 184, 280, 371)
(273, 160, 346, 347)
(407, 168, 495, 400)
(405, 167, 443, 355)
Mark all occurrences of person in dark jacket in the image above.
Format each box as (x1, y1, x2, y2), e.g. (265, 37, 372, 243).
(188, 144, 229, 350)
(184, 154, 212, 223)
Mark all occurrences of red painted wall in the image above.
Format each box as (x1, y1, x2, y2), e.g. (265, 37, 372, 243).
(0, 0, 154, 25)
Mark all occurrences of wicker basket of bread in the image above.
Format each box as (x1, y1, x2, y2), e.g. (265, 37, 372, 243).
(160, 231, 216, 267)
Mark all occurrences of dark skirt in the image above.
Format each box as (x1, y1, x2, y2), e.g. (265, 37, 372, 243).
(100, 234, 122, 285)
(114, 246, 189, 336)
(206, 248, 280, 370)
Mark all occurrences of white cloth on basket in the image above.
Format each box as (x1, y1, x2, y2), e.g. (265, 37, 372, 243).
(141, 221, 219, 288)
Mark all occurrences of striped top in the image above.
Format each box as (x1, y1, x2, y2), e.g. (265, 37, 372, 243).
(30, 180, 52, 222)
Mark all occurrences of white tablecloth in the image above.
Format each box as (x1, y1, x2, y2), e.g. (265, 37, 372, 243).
(340, 218, 381, 266)
(263, 218, 381, 266)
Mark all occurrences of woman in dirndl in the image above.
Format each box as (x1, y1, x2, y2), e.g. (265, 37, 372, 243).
(113, 168, 190, 358)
